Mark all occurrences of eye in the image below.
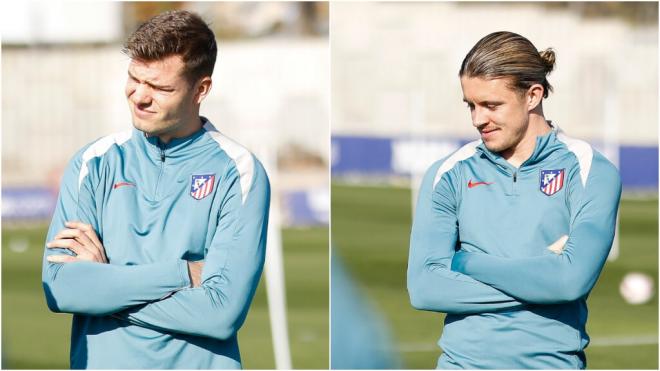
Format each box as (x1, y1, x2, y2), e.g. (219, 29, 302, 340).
(465, 102, 475, 110)
(486, 103, 499, 110)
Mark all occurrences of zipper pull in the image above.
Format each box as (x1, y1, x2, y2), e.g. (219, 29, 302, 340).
(513, 171, 517, 182)
(160, 149, 165, 162)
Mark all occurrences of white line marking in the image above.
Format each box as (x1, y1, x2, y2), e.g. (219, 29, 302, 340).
(398, 335, 658, 353)
(590, 334, 658, 347)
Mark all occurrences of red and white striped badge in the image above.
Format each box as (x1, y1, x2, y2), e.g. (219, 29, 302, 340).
(190, 174, 215, 200)
(540, 169, 565, 196)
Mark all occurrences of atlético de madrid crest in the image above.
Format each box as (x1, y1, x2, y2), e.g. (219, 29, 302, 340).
(190, 174, 215, 200)
(540, 169, 565, 196)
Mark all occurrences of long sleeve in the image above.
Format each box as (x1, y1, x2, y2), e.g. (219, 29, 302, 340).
(451, 155, 622, 304)
(42, 147, 191, 316)
(113, 157, 270, 341)
(407, 159, 524, 314)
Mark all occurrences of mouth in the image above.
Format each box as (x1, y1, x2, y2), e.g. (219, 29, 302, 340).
(479, 127, 499, 139)
(133, 105, 156, 119)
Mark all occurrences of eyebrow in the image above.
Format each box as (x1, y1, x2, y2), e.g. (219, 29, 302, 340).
(462, 97, 503, 105)
(127, 70, 173, 89)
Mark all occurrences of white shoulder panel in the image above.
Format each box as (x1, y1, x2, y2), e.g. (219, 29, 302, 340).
(78, 130, 132, 190)
(433, 140, 481, 188)
(203, 121, 255, 204)
(556, 130, 593, 187)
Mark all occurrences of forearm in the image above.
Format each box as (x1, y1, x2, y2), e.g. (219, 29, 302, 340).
(451, 223, 615, 304)
(452, 251, 585, 303)
(408, 256, 525, 314)
(112, 231, 265, 340)
(113, 278, 259, 340)
(43, 257, 190, 315)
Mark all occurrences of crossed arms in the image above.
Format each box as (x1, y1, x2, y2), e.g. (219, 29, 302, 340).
(407, 158, 621, 314)
(42, 152, 270, 341)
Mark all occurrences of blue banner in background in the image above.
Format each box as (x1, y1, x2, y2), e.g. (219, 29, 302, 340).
(332, 135, 658, 191)
(619, 146, 659, 189)
(282, 189, 329, 227)
(2, 188, 57, 220)
(332, 136, 392, 175)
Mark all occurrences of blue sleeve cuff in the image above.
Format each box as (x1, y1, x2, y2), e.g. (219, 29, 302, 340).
(177, 260, 191, 289)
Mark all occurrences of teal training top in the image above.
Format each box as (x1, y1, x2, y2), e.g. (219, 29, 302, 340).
(407, 126, 621, 369)
(42, 117, 270, 369)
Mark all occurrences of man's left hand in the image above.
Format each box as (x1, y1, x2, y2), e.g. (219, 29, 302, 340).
(47, 221, 108, 264)
(547, 235, 569, 255)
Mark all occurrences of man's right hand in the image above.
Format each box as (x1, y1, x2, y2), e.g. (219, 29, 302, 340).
(187, 261, 204, 287)
(46, 221, 108, 263)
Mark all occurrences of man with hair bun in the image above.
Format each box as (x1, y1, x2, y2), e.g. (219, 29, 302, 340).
(42, 10, 270, 369)
(408, 31, 621, 369)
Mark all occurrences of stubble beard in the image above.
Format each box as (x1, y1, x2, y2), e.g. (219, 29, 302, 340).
(483, 122, 528, 157)
(132, 114, 179, 138)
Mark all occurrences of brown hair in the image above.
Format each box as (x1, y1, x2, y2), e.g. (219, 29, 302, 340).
(459, 31, 555, 98)
(123, 10, 217, 83)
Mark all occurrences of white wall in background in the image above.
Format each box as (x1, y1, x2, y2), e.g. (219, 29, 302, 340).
(1, 1, 122, 44)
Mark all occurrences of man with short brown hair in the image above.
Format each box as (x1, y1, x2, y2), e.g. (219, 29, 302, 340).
(42, 10, 270, 369)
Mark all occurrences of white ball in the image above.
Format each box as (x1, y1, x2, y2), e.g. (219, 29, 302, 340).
(619, 272, 654, 305)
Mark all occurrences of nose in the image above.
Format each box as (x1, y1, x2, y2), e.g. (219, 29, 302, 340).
(471, 107, 488, 128)
(129, 83, 152, 106)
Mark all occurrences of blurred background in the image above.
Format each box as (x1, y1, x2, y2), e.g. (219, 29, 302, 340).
(331, 2, 658, 369)
(2, 1, 328, 369)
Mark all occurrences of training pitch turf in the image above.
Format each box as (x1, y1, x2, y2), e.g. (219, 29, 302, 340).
(2, 225, 328, 369)
(332, 183, 658, 369)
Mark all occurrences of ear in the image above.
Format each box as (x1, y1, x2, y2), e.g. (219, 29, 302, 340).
(193, 77, 213, 104)
(526, 83, 544, 111)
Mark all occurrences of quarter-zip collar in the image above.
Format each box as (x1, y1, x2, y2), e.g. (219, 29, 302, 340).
(133, 117, 212, 164)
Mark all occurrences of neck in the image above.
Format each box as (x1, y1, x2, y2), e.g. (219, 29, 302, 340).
(502, 112, 551, 168)
(158, 115, 202, 144)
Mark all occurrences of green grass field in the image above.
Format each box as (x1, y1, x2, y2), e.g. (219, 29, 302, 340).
(332, 183, 658, 369)
(2, 225, 328, 369)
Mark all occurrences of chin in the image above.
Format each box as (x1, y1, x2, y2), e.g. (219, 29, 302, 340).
(132, 117, 157, 134)
(483, 141, 507, 154)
